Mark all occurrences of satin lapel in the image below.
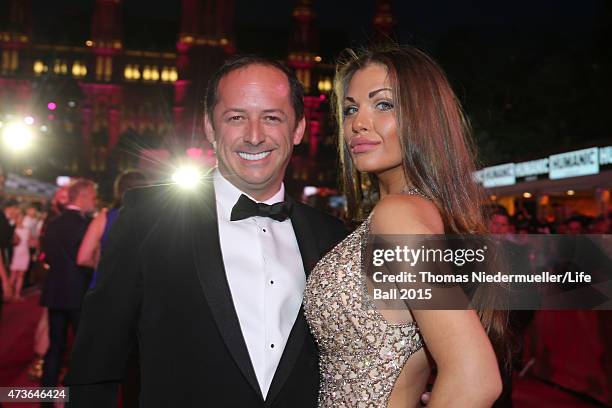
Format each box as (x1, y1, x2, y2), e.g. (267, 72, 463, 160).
(287, 197, 321, 277)
(265, 198, 320, 405)
(190, 181, 263, 400)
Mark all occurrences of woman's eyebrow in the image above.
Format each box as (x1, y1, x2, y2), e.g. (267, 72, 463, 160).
(368, 87, 392, 98)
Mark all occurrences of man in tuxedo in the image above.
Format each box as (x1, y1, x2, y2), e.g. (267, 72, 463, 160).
(40, 179, 97, 392)
(66, 56, 347, 407)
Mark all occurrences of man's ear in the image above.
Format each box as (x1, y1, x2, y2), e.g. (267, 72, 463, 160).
(204, 114, 215, 146)
(292, 117, 306, 145)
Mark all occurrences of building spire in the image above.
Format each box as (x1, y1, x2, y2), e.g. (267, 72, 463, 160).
(178, 0, 234, 53)
(0, 0, 32, 44)
(372, 0, 396, 42)
(90, 0, 123, 51)
(287, 0, 317, 92)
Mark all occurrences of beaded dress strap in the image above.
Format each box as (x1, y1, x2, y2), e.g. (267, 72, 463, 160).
(401, 186, 431, 200)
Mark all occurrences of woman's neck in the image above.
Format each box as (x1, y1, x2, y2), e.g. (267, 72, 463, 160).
(377, 166, 409, 199)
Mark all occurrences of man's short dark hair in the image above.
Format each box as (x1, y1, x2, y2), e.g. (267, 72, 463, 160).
(204, 55, 305, 127)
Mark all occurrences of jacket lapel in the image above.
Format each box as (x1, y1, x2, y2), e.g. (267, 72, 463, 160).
(265, 198, 320, 405)
(190, 180, 264, 400)
(286, 198, 321, 277)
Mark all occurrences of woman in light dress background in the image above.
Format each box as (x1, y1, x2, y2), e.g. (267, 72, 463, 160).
(9, 208, 31, 301)
(304, 45, 510, 407)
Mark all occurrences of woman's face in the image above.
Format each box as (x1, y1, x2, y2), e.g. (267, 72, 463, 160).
(342, 63, 403, 175)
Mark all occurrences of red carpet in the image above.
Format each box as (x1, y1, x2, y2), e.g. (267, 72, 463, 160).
(0, 292, 606, 407)
(0, 290, 44, 408)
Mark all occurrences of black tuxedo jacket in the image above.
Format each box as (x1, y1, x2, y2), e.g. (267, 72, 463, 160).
(0, 210, 13, 251)
(40, 209, 93, 310)
(65, 180, 347, 407)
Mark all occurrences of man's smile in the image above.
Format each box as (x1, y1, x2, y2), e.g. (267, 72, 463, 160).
(237, 150, 272, 161)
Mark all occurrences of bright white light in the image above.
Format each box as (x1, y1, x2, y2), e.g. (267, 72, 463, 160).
(56, 176, 71, 186)
(2, 122, 34, 152)
(303, 186, 318, 196)
(40, 125, 48, 132)
(24, 116, 34, 125)
(171, 166, 202, 189)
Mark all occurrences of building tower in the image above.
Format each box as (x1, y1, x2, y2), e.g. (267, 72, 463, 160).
(287, 0, 325, 162)
(81, 0, 124, 171)
(0, 0, 33, 111)
(287, 0, 317, 93)
(372, 0, 396, 42)
(175, 0, 234, 152)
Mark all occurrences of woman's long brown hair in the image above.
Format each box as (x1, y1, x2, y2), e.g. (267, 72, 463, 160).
(334, 44, 511, 370)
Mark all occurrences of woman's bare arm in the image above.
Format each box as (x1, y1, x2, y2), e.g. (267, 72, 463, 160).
(371, 195, 502, 407)
(77, 209, 107, 268)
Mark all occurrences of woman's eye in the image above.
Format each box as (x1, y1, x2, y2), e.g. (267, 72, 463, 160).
(375, 101, 394, 111)
(343, 106, 357, 117)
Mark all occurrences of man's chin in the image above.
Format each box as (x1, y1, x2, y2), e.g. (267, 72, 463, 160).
(234, 174, 283, 195)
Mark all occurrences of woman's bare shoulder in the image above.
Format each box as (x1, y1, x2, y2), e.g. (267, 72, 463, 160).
(370, 193, 443, 235)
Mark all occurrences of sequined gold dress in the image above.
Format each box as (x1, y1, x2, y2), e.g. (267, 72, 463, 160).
(303, 202, 424, 407)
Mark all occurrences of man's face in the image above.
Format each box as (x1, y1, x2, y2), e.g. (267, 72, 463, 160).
(205, 64, 305, 200)
(5, 205, 18, 220)
(489, 214, 510, 234)
(78, 186, 97, 213)
(56, 187, 69, 207)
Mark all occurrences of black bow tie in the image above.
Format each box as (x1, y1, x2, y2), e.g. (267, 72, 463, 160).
(230, 194, 292, 222)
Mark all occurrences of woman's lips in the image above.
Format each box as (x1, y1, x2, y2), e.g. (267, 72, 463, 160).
(350, 141, 380, 153)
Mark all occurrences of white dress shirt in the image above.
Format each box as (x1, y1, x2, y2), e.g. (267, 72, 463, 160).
(213, 170, 305, 398)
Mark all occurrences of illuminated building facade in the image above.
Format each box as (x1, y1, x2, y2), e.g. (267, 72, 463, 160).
(0, 0, 394, 194)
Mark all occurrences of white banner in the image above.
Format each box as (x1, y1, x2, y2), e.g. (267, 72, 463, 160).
(483, 163, 515, 187)
(549, 147, 599, 180)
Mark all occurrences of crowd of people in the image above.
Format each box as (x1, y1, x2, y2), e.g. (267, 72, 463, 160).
(486, 203, 612, 235)
(0, 201, 44, 302)
(0, 171, 147, 401)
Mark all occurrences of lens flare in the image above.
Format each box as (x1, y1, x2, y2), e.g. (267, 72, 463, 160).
(171, 165, 202, 189)
(2, 122, 34, 152)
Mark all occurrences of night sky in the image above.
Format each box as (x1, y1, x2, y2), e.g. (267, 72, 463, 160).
(21, 0, 602, 58)
(3, 0, 608, 165)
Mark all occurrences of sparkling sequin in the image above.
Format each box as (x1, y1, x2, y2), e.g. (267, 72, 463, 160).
(304, 188, 426, 407)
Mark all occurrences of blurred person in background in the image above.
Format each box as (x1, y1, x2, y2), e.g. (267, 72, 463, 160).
(2, 200, 20, 265)
(487, 204, 511, 234)
(76, 169, 148, 408)
(565, 216, 585, 235)
(24, 204, 43, 273)
(0, 205, 11, 300)
(8, 207, 31, 301)
(39, 179, 97, 396)
(0, 169, 7, 313)
(27, 185, 70, 381)
(77, 170, 148, 286)
(1, 200, 20, 300)
(589, 215, 610, 234)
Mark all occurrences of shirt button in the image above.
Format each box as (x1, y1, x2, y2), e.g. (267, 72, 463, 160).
(262, 228, 267, 233)
(270, 280, 274, 285)
(270, 344, 275, 349)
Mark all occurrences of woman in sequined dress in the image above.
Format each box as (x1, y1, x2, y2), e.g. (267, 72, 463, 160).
(303, 45, 509, 407)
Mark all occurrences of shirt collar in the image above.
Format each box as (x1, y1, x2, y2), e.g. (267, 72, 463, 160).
(213, 168, 285, 221)
(65, 204, 82, 212)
